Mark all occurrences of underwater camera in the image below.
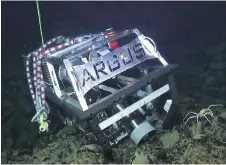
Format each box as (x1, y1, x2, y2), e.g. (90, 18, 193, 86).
(23, 28, 181, 150)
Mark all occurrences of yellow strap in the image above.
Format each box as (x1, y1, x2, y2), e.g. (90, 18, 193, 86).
(39, 113, 48, 132)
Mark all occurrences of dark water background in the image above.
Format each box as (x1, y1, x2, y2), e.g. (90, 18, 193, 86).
(2, 1, 226, 68)
(1, 1, 226, 153)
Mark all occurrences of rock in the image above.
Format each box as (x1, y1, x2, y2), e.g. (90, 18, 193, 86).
(132, 151, 150, 164)
(218, 112, 226, 122)
(209, 62, 226, 70)
(2, 136, 13, 152)
(79, 144, 102, 152)
(192, 121, 206, 140)
(1, 151, 10, 164)
(154, 148, 168, 159)
(56, 126, 77, 138)
(160, 130, 180, 148)
(205, 42, 226, 57)
(149, 154, 157, 162)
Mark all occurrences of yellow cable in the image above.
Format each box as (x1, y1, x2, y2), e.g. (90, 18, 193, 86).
(39, 113, 48, 132)
(36, 0, 44, 45)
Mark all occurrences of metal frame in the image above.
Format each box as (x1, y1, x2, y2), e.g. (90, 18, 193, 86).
(38, 28, 180, 126)
(60, 29, 169, 113)
(45, 64, 178, 121)
(46, 61, 62, 98)
(63, 59, 89, 110)
(23, 27, 181, 139)
(98, 84, 170, 130)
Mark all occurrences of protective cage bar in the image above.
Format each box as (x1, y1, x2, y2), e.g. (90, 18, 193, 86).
(45, 64, 178, 121)
(61, 28, 169, 113)
(98, 84, 170, 130)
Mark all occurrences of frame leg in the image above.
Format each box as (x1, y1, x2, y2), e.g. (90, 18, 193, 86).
(162, 74, 181, 129)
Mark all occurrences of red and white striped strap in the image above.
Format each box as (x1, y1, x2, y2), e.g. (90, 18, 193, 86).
(26, 36, 81, 111)
(26, 36, 62, 108)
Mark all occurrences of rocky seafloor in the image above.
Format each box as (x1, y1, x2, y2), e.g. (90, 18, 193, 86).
(1, 41, 226, 164)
